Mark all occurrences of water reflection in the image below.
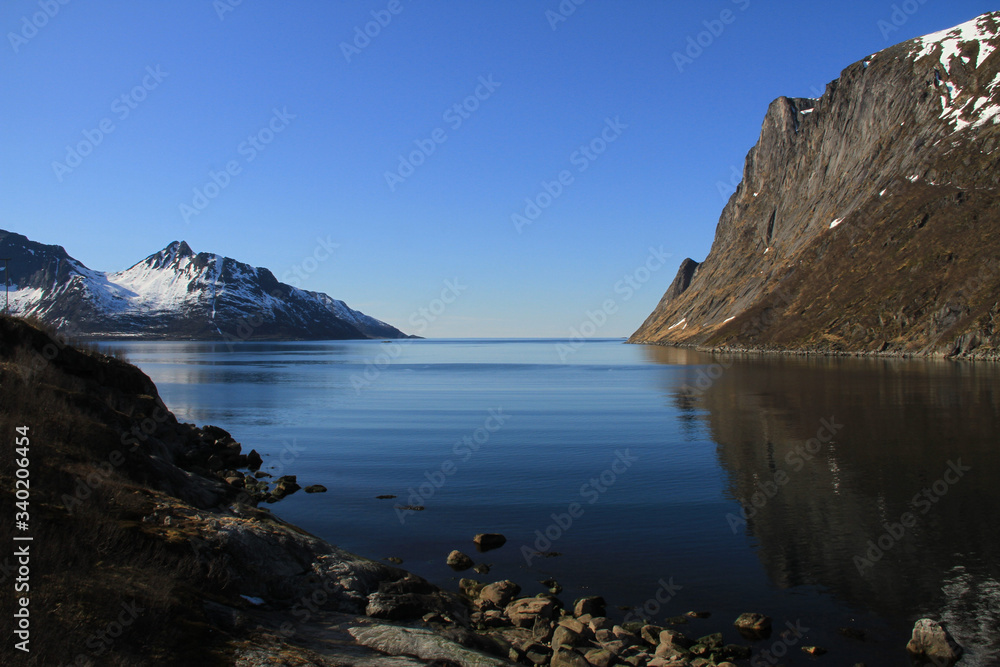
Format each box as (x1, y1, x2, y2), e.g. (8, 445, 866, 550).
(643, 345, 1000, 661)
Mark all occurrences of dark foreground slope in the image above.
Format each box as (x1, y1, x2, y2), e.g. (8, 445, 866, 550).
(631, 12, 1000, 359)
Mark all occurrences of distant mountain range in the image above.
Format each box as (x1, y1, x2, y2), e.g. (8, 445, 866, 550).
(0, 230, 412, 341)
(630, 11, 1000, 359)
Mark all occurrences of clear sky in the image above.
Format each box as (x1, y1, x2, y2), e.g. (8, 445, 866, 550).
(1, 1, 994, 337)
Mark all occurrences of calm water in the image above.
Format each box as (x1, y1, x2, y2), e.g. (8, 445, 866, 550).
(107, 339, 1000, 666)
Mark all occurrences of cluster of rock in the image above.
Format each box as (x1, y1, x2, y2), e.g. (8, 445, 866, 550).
(445, 533, 509, 576)
(452, 587, 757, 667)
(179, 423, 326, 502)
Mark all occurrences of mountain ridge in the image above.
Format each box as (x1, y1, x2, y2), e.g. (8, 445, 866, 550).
(630, 11, 1000, 360)
(0, 229, 412, 341)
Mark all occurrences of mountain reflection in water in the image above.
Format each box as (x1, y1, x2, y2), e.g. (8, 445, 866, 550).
(645, 345, 1000, 663)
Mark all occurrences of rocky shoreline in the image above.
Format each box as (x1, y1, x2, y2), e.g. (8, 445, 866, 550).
(0, 316, 966, 666)
(148, 385, 966, 666)
(630, 338, 1000, 363)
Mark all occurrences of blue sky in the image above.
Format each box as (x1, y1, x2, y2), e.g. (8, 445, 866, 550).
(1, 1, 994, 337)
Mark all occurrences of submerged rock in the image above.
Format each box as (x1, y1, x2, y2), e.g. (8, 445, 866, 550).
(303, 484, 327, 493)
(459, 578, 485, 598)
(473, 533, 507, 552)
(541, 578, 562, 595)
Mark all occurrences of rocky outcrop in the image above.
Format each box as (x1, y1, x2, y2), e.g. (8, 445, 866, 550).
(631, 12, 1000, 359)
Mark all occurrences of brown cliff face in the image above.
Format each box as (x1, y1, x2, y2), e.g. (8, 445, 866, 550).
(631, 12, 1000, 359)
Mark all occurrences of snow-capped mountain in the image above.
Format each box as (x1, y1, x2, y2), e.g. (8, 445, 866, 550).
(0, 230, 412, 340)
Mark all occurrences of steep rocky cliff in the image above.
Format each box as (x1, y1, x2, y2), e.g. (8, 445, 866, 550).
(631, 12, 1000, 359)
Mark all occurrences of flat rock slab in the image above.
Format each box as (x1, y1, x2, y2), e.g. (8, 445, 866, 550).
(349, 623, 511, 667)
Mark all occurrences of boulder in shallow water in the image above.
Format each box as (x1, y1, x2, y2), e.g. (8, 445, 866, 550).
(246, 449, 263, 471)
(573, 595, 606, 618)
(473, 533, 507, 552)
(734, 612, 772, 639)
(446, 550, 474, 571)
(269, 475, 301, 500)
(906, 618, 963, 666)
(303, 484, 327, 493)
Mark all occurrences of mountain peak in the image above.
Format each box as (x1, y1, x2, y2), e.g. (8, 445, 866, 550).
(164, 240, 195, 258)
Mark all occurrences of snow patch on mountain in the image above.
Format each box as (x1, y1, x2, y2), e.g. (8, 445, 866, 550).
(915, 13, 998, 71)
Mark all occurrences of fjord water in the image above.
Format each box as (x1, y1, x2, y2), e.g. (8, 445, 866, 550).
(111, 339, 1000, 665)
